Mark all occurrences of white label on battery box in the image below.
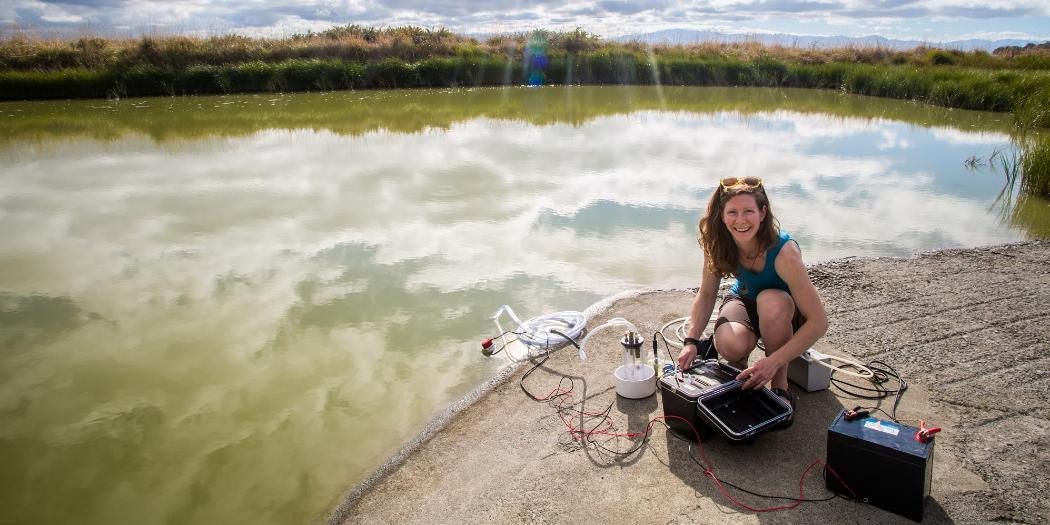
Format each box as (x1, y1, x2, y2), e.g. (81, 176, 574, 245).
(863, 418, 900, 436)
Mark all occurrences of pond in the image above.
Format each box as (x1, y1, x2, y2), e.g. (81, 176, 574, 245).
(0, 86, 1045, 525)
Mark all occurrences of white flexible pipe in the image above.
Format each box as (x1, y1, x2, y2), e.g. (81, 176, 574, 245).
(661, 316, 874, 379)
(576, 317, 638, 361)
(659, 313, 719, 348)
(807, 350, 875, 379)
(491, 305, 586, 361)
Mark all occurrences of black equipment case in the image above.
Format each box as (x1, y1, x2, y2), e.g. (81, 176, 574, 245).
(658, 359, 793, 442)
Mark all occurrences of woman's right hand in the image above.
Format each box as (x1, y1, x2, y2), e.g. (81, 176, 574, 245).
(677, 344, 697, 370)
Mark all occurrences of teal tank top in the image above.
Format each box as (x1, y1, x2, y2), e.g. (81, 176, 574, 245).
(729, 232, 795, 300)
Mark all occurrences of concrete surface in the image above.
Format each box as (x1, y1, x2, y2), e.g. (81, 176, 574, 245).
(329, 240, 1050, 525)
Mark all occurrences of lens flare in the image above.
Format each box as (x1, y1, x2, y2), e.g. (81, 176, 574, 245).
(525, 32, 549, 87)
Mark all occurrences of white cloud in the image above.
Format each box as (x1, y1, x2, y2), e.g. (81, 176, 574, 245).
(927, 126, 1011, 145)
(3, 0, 1049, 41)
(40, 13, 84, 24)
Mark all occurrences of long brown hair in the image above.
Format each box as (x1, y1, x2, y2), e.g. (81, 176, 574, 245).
(698, 183, 781, 278)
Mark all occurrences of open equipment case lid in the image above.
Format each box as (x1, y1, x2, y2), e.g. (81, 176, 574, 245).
(659, 359, 793, 441)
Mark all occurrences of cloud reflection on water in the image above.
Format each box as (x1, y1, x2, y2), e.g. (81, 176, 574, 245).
(0, 101, 1028, 525)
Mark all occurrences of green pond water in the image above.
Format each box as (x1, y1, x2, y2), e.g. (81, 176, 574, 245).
(0, 86, 1047, 525)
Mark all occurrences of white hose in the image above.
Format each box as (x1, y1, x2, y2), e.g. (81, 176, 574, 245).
(808, 350, 875, 379)
(577, 317, 638, 361)
(661, 316, 874, 379)
(659, 313, 719, 348)
(491, 305, 586, 362)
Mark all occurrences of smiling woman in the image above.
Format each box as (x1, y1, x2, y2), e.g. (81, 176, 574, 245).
(677, 175, 829, 427)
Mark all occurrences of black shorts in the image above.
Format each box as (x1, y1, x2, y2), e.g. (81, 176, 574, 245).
(713, 293, 804, 340)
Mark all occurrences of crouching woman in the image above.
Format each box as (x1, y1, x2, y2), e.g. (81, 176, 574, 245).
(676, 176, 828, 426)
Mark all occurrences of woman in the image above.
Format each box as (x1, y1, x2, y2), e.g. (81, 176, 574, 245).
(676, 176, 828, 426)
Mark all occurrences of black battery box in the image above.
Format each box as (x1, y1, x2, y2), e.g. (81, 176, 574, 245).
(826, 409, 935, 522)
(658, 359, 792, 442)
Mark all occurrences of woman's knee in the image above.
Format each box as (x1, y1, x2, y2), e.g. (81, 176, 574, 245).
(713, 324, 755, 362)
(756, 289, 795, 326)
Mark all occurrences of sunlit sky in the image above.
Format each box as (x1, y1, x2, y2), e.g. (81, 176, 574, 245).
(2, 0, 1048, 43)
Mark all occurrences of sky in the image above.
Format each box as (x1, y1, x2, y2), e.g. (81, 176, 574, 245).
(2, 0, 1049, 43)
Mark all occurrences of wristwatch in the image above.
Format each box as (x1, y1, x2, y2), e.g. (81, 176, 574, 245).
(683, 337, 703, 348)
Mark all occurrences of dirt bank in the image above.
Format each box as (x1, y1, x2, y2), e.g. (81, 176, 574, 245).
(329, 240, 1050, 525)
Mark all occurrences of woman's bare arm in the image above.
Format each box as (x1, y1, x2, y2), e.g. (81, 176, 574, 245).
(677, 267, 721, 368)
(771, 241, 828, 363)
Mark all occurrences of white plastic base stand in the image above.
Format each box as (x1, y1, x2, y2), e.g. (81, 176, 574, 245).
(614, 365, 657, 398)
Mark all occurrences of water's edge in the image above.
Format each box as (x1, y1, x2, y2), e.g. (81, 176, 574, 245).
(322, 288, 663, 525)
(324, 239, 1041, 524)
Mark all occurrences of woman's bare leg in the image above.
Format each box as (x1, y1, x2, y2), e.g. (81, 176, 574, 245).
(713, 322, 758, 370)
(756, 289, 796, 390)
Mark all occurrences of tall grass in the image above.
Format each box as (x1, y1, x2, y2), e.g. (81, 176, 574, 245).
(1020, 143, 1050, 196)
(2, 27, 1049, 103)
(1012, 90, 1050, 196)
(972, 91, 1050, 201)
(3, 27, 1049, 73)
(3, 51, 1047, 118)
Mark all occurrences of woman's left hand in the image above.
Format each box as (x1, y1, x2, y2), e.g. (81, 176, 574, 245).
(736, 357, 779, 390)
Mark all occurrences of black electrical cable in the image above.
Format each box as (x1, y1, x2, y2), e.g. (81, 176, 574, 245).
(707, 465, 839, 503)
(653, 331, 677, 365)
(590, 417, 841, 504)
(517, 327, 843, 507)
(519, 329, 581, 401)
(486, 329, 526, 356)
(656, 429, 840, 504)
(820, 466, 857, 502)
(519, 349, 569, 401)
(548, 329, 580, 351)
(519, 339, 553, 401)
(652, 331, 686, 390)
(586, 416, 666, 458)
(830, 359, 908, 421)
(494, 329, 526, 339)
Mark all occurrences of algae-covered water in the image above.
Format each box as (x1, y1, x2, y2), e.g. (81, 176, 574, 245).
(0, 86, 1045, 525)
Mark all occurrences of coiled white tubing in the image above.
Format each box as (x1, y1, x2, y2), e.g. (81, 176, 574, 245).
(659, 313, 719, 348)
(515, 310, 586, 348)
(491, 305, 586, 362)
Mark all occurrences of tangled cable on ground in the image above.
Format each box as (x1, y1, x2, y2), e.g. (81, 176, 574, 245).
(829, 359, 909, 422)
(517, 330, 858, 513)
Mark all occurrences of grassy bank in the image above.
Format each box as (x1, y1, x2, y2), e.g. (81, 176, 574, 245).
(1014, 94, 1050, 195)
(0, 27, 1048, 118)
(4, 27, 1050, 73)
(3, 55, 1050, 122)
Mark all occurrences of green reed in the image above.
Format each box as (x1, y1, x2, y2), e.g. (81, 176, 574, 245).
(3, 54, 1049, 118)
(970, 90, 1050, 203)
(4, 27, 1049, 73)
(1012, 90, 1050, 196)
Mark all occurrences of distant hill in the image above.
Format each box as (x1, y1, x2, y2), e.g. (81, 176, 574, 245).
(614, 29, 1040, 52)
(993, 41, 1050, 55)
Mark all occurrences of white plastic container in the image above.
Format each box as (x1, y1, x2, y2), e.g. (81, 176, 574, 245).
(614, 364, 657, 399)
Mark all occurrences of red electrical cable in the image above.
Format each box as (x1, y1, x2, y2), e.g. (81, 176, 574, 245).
(524, 373, 859, 512)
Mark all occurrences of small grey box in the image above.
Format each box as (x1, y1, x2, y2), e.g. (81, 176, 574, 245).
(788, 349, 833, 392)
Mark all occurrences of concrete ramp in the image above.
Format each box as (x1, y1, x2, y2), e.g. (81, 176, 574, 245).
(330, 240, 1049, 524)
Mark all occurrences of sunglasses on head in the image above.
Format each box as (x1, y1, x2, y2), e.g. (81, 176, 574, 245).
(720, 176, 763, 190)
